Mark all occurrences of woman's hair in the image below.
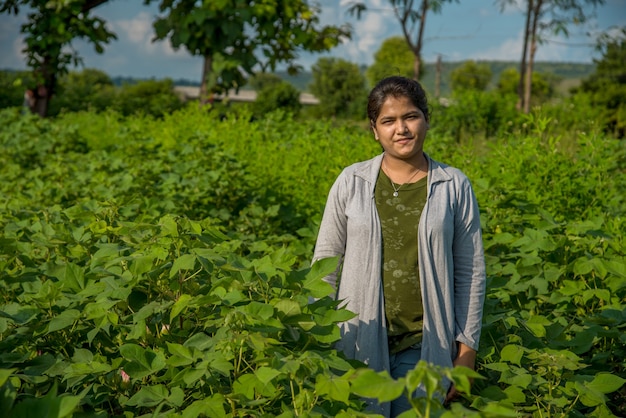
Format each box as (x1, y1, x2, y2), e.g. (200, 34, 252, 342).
(367, 76, 430, 124)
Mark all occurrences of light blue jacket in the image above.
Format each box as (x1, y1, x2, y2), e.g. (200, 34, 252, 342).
(313, 153, 486, 415)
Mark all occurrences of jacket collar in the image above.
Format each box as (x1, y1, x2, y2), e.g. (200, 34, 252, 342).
(354, 152, 453, 193)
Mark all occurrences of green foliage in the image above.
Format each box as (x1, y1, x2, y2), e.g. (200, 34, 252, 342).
(450, 60, 492, 92)
(254, 80, 302, 117)
(0, 0, 117, 116)
(431, 90, 519, 142)
(114, 78, 184, 118)
(496, 67, 556, 105)
(366, 36, 414, 88)
(0, 70, 35, 109)
(348, 0, 458, 80)
(48, 68, 116, 115)
(309, 57, 368, 119)
(464, 115, 626, 418)
(0, 103, 624, 416)
(149, 0, 351, 96)
(248, 72, 284, 92)
(577, 30, 626, 138)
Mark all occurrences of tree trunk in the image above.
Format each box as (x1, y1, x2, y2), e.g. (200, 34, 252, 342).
(435, 54, 441, 98)
(33, 58, 56, 117)
(199, 55, 213, 106)
(524, 0, 542, 114)
(518, 0, 533, 111)
(412, 0, 429, 81)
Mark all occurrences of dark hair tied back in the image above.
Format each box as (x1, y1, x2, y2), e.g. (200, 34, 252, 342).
(367, 76, 430, 125)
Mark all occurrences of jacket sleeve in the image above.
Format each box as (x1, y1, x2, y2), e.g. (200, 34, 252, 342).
(452, 177, 486, 351)
(312, 171, 349, 294)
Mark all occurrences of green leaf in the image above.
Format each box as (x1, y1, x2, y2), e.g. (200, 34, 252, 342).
(0, 369, 16, 387)
(119, 344, 166, 379)
(255, 366, 281, 384)
(274, 299, 301, 317)
(303, 256, 338, 298)
(124, 384, 168, 407)
(47, 309, 80, 333)
(166, 342, 195, 366)
(159, 215, 179, 237)
(586, 373, 626, 394)
(170, 254, 196, 278)
(182, 394, 227, 418)
(499, 368, 532, 388)
(315, 373, 350, 404)
(349, 368, 404, 402)
(500, 344, 524, 366)
(241, 301, 274, 320)
(170, 294, 193, 322)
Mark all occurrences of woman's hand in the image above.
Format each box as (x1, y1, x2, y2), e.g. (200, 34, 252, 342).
(445, 342, 476, 404)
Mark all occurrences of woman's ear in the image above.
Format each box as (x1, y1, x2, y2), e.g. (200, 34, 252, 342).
(370, 121, 379, 140)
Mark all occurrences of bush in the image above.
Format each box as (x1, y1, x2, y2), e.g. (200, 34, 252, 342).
(254, 83, 301, 117)
(430, 90, 518, 141)
(309, 57, 368, 119)
(0, 70, 36, 110)
(48, 68, 116, 115)
(115, 78, 184, 118)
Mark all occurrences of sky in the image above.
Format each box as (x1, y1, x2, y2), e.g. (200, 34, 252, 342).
(0, 0, 624, 82)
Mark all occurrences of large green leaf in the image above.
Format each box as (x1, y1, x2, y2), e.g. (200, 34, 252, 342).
(349, 368, 404, 402)
(119, 344, 166, 380)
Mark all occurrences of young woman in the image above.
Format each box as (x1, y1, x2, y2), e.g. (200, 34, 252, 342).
(313, 76, 486, 417)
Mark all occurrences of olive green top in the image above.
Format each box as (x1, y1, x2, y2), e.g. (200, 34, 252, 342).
(375, 170, 428, 354)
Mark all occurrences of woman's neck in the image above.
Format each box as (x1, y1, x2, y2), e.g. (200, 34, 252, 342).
(382, 153, 428, 184)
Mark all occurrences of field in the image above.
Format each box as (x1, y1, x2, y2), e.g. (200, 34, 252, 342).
(0, 104, 624, 417)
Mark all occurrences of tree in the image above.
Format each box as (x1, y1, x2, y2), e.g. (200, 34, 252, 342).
(577, 27, 626, 138)
(497, 0, 605, 113)
(349, 0, 457, 81)
(496, 67, 555, 106)
(0, 70, 35, 109)
(366, 36, 414, 88)
(148, 0, 351, 106)
(248, 72, 284, 92)
(0, 0, 116, 117)
(449, 60, 492, 93)
(114, 79, 184, 118)
(309, 57, 368, 119)
(254, 79, 302, 117)
(49, 68, 115, 115)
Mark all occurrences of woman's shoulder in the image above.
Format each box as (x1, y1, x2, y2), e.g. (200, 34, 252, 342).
(336, 155, 382, 179)
(428, 157, 473, 186)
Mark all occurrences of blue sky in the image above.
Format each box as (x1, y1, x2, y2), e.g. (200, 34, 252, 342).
(0, 0, 624, 81)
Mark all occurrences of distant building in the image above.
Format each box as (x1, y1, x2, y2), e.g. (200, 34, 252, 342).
(173, 86, 319, 105)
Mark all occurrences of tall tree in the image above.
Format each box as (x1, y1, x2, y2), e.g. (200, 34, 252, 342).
(349, 0, 457, 81)
(498, 0, 605, 113)
(309, 57, 368, 119)
(366, 36, 414, 88)
(578, 27, 626, 138)
(148, 0, 351, 105)
(0, 0, 116, 117)
(449, 60, 492, 93)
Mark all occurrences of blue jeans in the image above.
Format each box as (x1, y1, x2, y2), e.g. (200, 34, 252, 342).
(389, 344, 422, 417)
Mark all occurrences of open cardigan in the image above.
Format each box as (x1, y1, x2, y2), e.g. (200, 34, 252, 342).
(313, 153, 486, 415)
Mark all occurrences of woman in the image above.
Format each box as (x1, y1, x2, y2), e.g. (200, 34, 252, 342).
(313, 76, 486, 417)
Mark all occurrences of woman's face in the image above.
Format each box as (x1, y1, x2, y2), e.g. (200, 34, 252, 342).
(372, 95, 429, 162)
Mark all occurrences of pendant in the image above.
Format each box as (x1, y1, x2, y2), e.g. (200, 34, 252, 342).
(393, 191, 398, 197)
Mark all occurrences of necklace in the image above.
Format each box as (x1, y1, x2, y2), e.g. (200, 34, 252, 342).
(382, 158, 422, 197)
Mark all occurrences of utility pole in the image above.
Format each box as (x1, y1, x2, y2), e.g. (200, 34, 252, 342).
(435, 54, 442, 98)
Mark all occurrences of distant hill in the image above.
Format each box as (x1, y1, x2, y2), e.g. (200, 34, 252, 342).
(96, 60, 597, 97)
(275, 61, 595, 96)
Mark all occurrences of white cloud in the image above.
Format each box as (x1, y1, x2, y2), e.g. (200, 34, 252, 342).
(112, 11, 186, 58)
(472, 34, 523, 61)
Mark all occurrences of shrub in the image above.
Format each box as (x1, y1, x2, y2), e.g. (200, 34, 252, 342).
(254, 80, 302, 116)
